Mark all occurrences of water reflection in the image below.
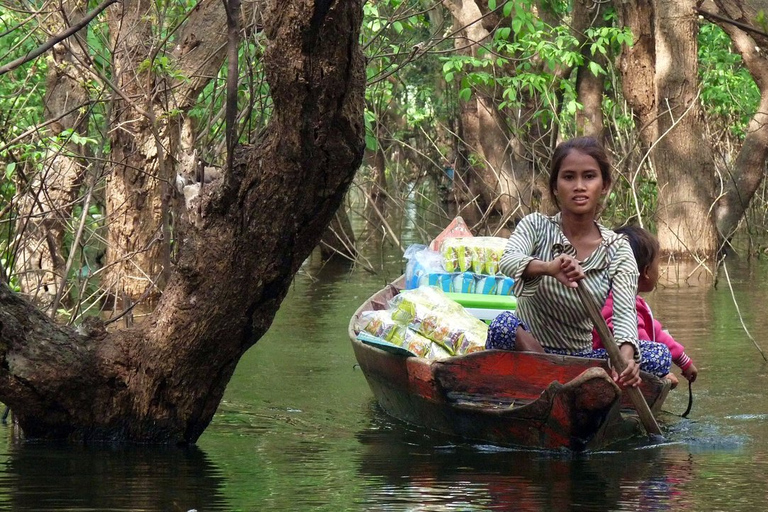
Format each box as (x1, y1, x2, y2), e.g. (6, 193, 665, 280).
(354, 405, 707, 512)
(1, 207, 768, 510)
(0, 442, 226, 511)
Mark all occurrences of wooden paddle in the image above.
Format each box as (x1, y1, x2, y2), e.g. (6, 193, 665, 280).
(576, 285, 663, 436)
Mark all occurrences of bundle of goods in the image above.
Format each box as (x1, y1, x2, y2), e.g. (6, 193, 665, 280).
(441, 236, 507, 275)
(404, 238, 514, 295)
(354, 286, 488, 360)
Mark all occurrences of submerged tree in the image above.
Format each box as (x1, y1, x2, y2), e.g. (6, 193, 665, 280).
(0, 0, 365, 443)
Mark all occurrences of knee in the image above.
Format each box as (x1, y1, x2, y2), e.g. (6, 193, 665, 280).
(486, 311, 524, 350)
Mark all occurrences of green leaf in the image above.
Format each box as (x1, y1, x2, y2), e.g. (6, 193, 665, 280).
(393, 21, 403, 34)
(459, 87, 472, 102)
(503, 1, 514, 17)
(489, 0, 497, 10)
(588, 61, 605, 76)
(5, 162, 16, 180)
(365, 134, 378, 151)
(445, 71, 455, 83)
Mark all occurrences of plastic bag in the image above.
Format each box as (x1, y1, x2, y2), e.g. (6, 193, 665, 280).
(390, 286, 488, 354)
(440, 237, 508, 275)
(404, 244, 444, 290)
(355, 310, 399, 340)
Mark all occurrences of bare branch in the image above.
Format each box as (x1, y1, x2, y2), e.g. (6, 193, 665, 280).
(0, 0, 119, 76)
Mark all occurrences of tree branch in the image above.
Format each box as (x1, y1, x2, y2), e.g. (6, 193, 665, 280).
(0, 0, 119, 77)
(696, 7, 768, 41)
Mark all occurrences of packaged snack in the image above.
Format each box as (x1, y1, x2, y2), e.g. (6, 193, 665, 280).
(425, 272, 452, 292)
(451, 272, 476, 293)
(441, 237, 474, 273)
(440, 237, 508, 275)
(390, 286, 489, 354)
(355, 310, 400, 340)
(391, 325, 454, 359)
(475, 275, 498, 294)
(496, 275, 515, 295)
(453, 323, 489, 355)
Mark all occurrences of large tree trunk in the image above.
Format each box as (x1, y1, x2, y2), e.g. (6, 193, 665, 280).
(573, 0, 608, 140)
(103, 0, 244, 304)
(617, 0, 718, 258)
(0, 0, 365, 444)
(13, 0, 90, 310)
(653, 0, 718, 257)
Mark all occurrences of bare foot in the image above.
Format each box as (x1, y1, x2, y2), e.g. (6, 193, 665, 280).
(663, 372, 679, 389)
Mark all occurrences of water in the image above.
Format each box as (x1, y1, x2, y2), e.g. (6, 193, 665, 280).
(0, 212, 767, 510)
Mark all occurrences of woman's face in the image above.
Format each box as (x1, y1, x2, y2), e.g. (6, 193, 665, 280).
(553, 150, 608, 216)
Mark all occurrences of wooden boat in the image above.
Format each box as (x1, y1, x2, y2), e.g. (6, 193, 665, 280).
(348, 278, 672, 452)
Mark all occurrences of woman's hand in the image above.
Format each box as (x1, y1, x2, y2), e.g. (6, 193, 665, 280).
(549, 254, 584, 288)
(611, 343, 641, 388)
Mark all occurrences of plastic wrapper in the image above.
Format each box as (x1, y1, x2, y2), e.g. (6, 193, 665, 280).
(390, 286, 488, 354)
(354, 310, 399, 341)
(453, 324, 488, 355)
(496, 275, 515, 295)
(442, 237, 474, 273)
(390, 325, 453, 360)
(440, 237, 508, 275)
(404, 245, 444, 290)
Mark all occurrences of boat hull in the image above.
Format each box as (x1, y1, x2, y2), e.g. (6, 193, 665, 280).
(349, 280, 670, 451)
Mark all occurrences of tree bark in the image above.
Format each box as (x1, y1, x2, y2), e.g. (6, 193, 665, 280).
(103, 0, 249, 303)
(443, 0, 532, 224)
(653, 0, 718, 257)
(0, 0, 365, 444)
(573, 0, 608, 139)
(13, 0, 90, 309)
(617, 0, 718, 258)
(702, 0, 768, 241)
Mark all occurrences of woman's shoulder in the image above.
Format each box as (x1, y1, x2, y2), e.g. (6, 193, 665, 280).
(596, 222, 626, 244)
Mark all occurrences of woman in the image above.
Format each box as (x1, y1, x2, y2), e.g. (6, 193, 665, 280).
(486, 137, 669, 388)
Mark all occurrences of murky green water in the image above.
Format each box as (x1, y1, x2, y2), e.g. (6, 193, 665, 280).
(0, 207, 767, 511)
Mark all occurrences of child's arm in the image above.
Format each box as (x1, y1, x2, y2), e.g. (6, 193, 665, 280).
(653, 318, 697, 382)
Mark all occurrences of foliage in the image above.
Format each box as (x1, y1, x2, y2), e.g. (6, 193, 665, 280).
(1, 0, 767, 296)
(362, 0, 452, 184)
(698, 22, 759, 139)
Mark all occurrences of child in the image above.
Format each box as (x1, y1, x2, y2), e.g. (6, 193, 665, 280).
(592, 225, 698, 384)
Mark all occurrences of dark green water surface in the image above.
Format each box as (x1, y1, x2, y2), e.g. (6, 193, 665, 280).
(1, 214, 767, 511)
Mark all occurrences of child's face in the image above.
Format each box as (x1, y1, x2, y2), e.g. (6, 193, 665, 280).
(638, 254, 660, 293)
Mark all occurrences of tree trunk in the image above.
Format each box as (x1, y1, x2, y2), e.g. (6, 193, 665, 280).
(0, 0, 365, 444)
(702, 0, 768, 241)
(653, 0, 718, 257)
(13, 0, 90, 310)
(444, 0, 532, 223)
(103, 0, 241, 304)
(617, 0, 718, 258)
(573, 0, 607, 139)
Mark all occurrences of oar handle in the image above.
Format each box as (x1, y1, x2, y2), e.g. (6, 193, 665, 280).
(576, 284, 662, 436)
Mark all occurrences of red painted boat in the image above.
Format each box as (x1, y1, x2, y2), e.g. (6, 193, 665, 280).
(348, 279, 672, 451)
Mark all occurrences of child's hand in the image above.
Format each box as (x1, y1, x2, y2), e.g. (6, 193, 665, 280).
(682, 363, 698, 383)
